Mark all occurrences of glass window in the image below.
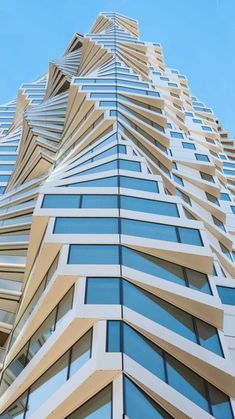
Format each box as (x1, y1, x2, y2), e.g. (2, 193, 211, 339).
(124, 376, 172, 419)
(107, 320, 121, 352)
(106, 322, 229, 417)
(121, 219, 178, 242)
(200, 172, 214, 183)
(68, 245, 119, 265)
(27, 310, 56, 363)
(178, 227, 203, 246)
(217, 286, 235, 305)
(231, 206, 235, 214)
(0, 146, 17, 151)
(173, 174, 184, 186)
(0, 155, 16, 161)
(0, 164, 14, 171)
(122, 247, 186, 285)
(86, 278, 121, 304)
(123, 247, 210, 292)
(76, 160, 118, 176)
(202, 126, 212, 132)
(220, 242, 233, 261)
(206, 192, 220, 206)
(69, 330, 91, 378)
(56, 287, 74, 324)
(82, 195, 118, 208)
(0, 344, 28, 396)
(195, 154, 210, 162)
(123, 281, 197, 343)
(166, 354, 210, 412)
(196, 318, 223, 356)
(170, 131, 184, 139)
(119, 160, 141, 172)
(69, 176, 118, 188)
(212, 216, 225, 231)
(120, 176, 159, 192)
(120, 196, 179, 217)
(54, 217, 119, 234)
(66, 385, 112, 419)
(0, 175, 10, 182)
(223, 168, 235, 176)
(182, 142, 196, 150)
(208, 383, 234, 419)
(185, 268, 211, 294)
(176, 189, 191, 205)
(123, 323, 165, 380)
(220, 193, 231, 201)
(1, 392, 28, 419)
(42, 195, 80, 208)
(25, 352, 69, 417)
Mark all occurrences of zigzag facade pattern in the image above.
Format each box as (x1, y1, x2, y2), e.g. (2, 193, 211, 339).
(0, 11, 234, 418)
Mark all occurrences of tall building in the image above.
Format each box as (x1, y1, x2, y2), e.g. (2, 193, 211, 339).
(0, 11, 234, 419)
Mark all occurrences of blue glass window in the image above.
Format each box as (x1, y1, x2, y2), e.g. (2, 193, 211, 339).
(173, 174, 184, 186)
(42, 195, 80, 208)
(182, 142, 196, 150)
(106, 322, 228, 417)
(120, 196, 179, 217)
(195, 154, 210, 162)
(69, 176, 118, 188)
(66, 386, 112, 419)
(75, 160, 118, 176)
(0, 175, 10, 182)
(119, 160, 141, 171)
(82, 195, 118, 208)
(178, 226, 202, 246)
(107, 321, 121, 352)
(223, 169, 235, 176)
(86, 278, 121, 304)
(166, 354, 210, 411)
(202, 126, 212, 132)
(123, 281, 197, 344)
(217, 286, 235, 305)
(121, 219, 178, 242)
(120, 176, 159, 192)
(0, 146, 17, 151)
(121, 219, 203, 246)
(124, 376, 172, 419)
(123, 324, 165, 380)
(68, 245, 119, 264)
(208, 383, 234, 419)
(220, 193, 231, 201)
(25, 352, 69, 417)
(54, 217, 118, 234)
(0, 164, 14, 171)
(0, 155, 16, 161)
(170, 131, 184, 139)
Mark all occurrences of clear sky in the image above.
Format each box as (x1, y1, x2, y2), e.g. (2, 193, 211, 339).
(0, 0, 234, 136)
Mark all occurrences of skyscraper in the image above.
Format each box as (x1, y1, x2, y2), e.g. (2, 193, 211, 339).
(0, 11, 234, 418)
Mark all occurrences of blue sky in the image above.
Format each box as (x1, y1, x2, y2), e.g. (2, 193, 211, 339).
(0, 0, 234, 135)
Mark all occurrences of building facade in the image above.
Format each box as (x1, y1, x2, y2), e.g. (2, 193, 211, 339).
(0, 11, 234, 418)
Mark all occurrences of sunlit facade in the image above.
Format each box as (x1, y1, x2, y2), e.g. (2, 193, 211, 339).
(0, 11, 234, 419)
